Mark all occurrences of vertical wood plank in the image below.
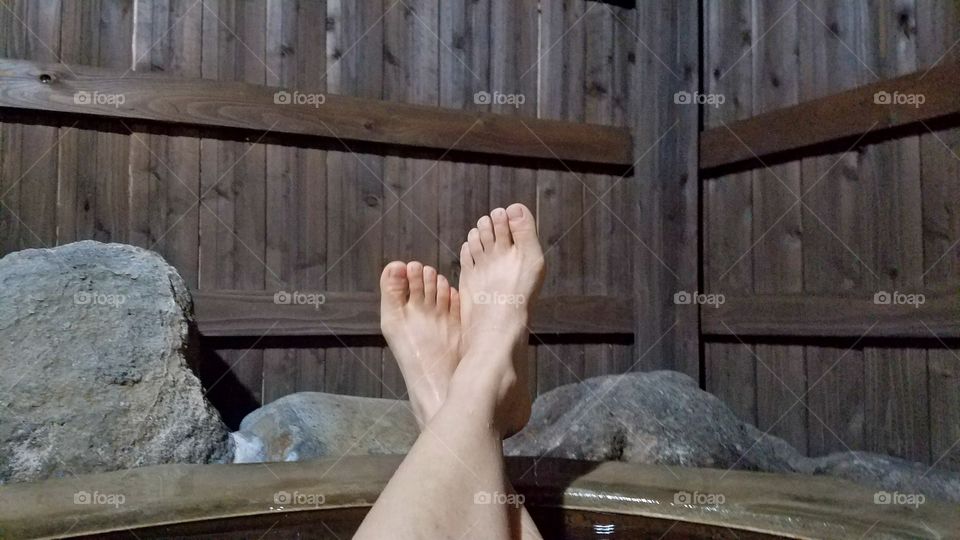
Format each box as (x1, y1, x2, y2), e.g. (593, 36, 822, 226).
(438, 0, 490, 281)
(59, 0, 133, 245)
(861, 0, 930, 464)
(536, 0, 586, 393)
(15, 0, 61, 249)
(918, 0, 960, 472)
(703, 0, 757, 421)
(583, 4, 634, 378)
(0, 1, 19, 256)
(630, 0, 700, 377)
(805, 347, 865, 456)
(198, 0, 268, 420)
(324, 0, 385, 398)
(263, 0, 327, 403)
(751, 0, 807, 453)
(798, 0, 869, 457)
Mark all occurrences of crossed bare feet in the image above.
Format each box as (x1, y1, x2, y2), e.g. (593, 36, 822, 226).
(373, 203, 545, 540)
(379, 203, 544, 436)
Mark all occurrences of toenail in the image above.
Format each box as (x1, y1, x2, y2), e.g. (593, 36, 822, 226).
(507, 205, 523, 219)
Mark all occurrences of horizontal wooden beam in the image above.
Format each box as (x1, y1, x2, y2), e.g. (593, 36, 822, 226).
(0, 58, 632, 167)
(193, 290, 633, 338)
(700, 62, 960, 174)
(701, 290, 960, 339)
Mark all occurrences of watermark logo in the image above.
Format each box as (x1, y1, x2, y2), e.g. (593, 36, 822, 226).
(74, 91, 126, 108)
(273, 490, 326, 507)
(674, 91, 725, 108)
(473, 491, 525, 507)
(673, 290, 725, 309)
(74, 291, 126, 308)
(273, 90, 326, 108)
(473, 291, 526, 306)
(673, 490, 725, 506)
(874, 490, 925, 508)
(873, 290, 925, 308)
(874, 90, 925, 108)
(474, 90, 526, 108)
(274, 290, 326, 310)
(74, 490, 126, 508)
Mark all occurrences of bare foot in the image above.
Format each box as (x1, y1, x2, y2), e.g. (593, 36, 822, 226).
(380, 261, 461, 429)
(456, 204, 545, 437)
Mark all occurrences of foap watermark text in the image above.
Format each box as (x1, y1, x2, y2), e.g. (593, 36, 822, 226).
(673, 290, 725, 308)
(74, 91, 125, 108)
(274, 90, 326, 108)
(274, 290, 326, 310)
(273, 490, 326, 507)
(873, 290, 925, 308)
(674, 91, 725, 108)
(474, 90, 525, 108)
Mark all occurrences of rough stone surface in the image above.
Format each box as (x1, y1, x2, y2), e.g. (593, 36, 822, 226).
(0, 241, 232, 484)
(505, 371, 960, 503)
(505, 370, 803, 472)
(233, 370, 960, 503)
(232, 392, 418, 463)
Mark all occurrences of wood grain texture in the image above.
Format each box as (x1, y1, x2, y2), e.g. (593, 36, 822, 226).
(536, 0, 587, 394)
(193, 290, 633, 338)
(750, 0, 807, 453)
(9, 0, 61, 250)
(702, 289, 960, 338)
(262, 0, 328, 404)
(323, 0, 385, 398)
(860, 0, 930, 464)
(797, 0, 870, 458)
(196, 0, 269, 414)
(437, 0, 491, 282)
(583, 4, 634, 378)
(0, 57, 632, 167)
(630, 0, 700, 377)
(703, 0, 756, 416)
(700, 60, 960, 173)
(918, 0, 960, 472)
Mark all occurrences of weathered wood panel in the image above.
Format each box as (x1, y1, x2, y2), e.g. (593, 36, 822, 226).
(630, 0, 700, 377)
(703, 0, 757, 424)
(704, 0, 960, 467)
(0, 58, 632, 167)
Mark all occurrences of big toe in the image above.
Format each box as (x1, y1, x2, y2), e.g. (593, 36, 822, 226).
(506, 203, 541, 253)
(380, 261, 409, 310)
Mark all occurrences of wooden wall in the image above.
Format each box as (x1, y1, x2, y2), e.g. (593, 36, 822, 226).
(703, 0, 960, 470)
(0, 0, 652, 427)
(2, 0, 956, 473)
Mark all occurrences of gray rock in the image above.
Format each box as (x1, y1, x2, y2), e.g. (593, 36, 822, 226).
(505, 370, 960, 503)
(232, 392, 418, 463)
(504, 370, 803, 472)
(230, 370, 960, 503)
(0, 241, 232, 484)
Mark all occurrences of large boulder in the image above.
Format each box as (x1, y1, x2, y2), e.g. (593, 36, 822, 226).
(504, 370, 802, 472)
(231, 392, 418, 463)
(0, 241, 232, 484)
(505, 370, 960, 503)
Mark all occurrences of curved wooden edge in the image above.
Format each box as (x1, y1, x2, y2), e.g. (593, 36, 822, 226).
(0, 457, 955, 539)
(0, 58, 632, 167)
(191, 290, 635, 337)
(700, 61, 960, 174)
